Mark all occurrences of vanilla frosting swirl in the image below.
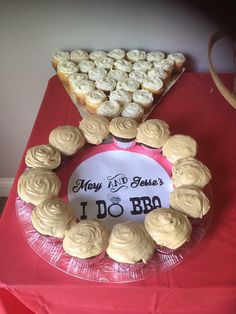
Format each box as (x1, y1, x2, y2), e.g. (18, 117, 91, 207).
(145, 208, 192, 249)
(71, 79, 95, 94)
(69, 73, 89, 86)
(57, 61, 78, 74)
(129, 70, 147, 83)
(114, 59, 133, 72)
(142, 77, 164, 93)
(107, 221, 155, 264)
(133, 60, 153, 71)
(49, 126, 85, 155)
(107, 69, 128, 81)
(153, 59, 174, 72)
(127, 50, 146, 62)
(109, 116, 139, 139)
(116, 78, 140, 92)
(70, 49, 89, 63)
(95, 77, 116, 92)
(109, 89, 132, 105)
(89, 50, 107, 60)
(170, 185, 210, 218)
(146, 51, 165, 62)
(78, 60, 95, 73)
(62, 219, 109, 259)
(53, 51, 70, 63)
(122, 103, 144, 120)
(94, 57, 114, 70)
(162, 134, 197, 164)
(25, 144, 61, 170)
(136, 119, 170, 148)
(88, 68, 107, 81)
(108, 48, 126, 59)
(79, 114, 110, 144)
(85, 90, 107, 104)
(17, 168, 61, 205)
(132, 89, 154, 108)
(147, 68, 168, 81)
(172, 157, 211, 188)
(167, 52, 186, 63)
(31, 198, 76, 237)
(97, 100, 121, 118)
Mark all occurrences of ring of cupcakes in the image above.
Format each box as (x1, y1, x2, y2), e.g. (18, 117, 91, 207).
(52, 48, 186, 120)
(17, 116, 211, 269)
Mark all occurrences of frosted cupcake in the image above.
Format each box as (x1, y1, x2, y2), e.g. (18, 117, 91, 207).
(68, 73, 89, 101)
(85, 90, 107, 114)
(78, 60, 95, 73)
(121, 102, 144, 122)
(49, 125, 86, 156)
(97, 100, 121, 120)
(167, 52, 186, 72)
(145, 208, 192, 250)
(95, 77, 116, 93)
(57, 61, 78, 91)
(116, 78, 140, 92)
(88, 68, 107, 81)
(107, 222, 155, 268)
(62, 219, 109, 265)
(170, 185, 210, 219)
(142, 77, 164, 98)
(114, 59, 133, 72)
(146, 51, 165, 62)
(94, 56, 114, 70)
(133, 60, 153, 72)
(52, 51, 70, 70)
(25, 144, 61, 170)
(31, 198, 76, 238)
(109, 116, 139, 149)
(127, 49, 146, 63)
(79, 114, 110, 145)
(162, 134, 197, 164)
(71, 79, 95, 106)
(70, 49, 89, 63)
(132, 89, 154, 111)
(153, 59, 175, 78)
(17, 168, 61, 206)
(136, 119, 170, 153)
(172, 157, 211, 188)
(109, 89, 132, 106)
(89, 50, 107, 60)
(147, 68, 169, 85)
(107, 69, 128, 82)
(108, 48, 126, 60)
(129, 70, 147, 84)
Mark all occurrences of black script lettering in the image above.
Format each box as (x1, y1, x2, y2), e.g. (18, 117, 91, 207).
(80, 202, 88, 220)
(72, 179, 102, 193)
(131, 176, 161, 188)
(130, 197, 143, 215)
(96, 200, 107, 219)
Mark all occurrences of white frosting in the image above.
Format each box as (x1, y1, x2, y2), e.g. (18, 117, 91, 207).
(167, 52, 186, 63)
(127, 50, 146, 62)
(109, 89, 132, 105)
(121, 102, 144, 120)
(86, 90, 107, 104)
(129, 70, 147, 83)
(114, 59, 133, 72)
(71, 79, 95, 94)
(69, 73, 89, 86)
(70, 50, 89, 63)
(78, 60, 95, 73)
(97, 100, 121, 118)
(142, 77, 164, 93)
(88, 68, 107, 81)
(132, 89, 153, 107)
(94, 57, 114, 70)
(57, 61, 78, 74)
(107, 69, 128, 81)
(89, 50, 107, 60)
(146, 51, 165, 62)
(53, 51, 70, 63)
(153, 59, 174, 72)
(147, 68, 168, 81)
(108, 48, 126, 59)
(116, 78, 140, 92)
(133, 60, 153, 71)
(95, 77, 116, 92)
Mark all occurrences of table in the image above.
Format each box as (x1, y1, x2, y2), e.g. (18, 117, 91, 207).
(1, 73, 236, 314)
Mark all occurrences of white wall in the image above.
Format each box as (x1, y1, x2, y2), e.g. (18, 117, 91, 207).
(0, 0, 234, 178)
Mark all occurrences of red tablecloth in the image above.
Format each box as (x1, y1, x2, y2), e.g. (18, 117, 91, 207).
(1, 73, 236, 314)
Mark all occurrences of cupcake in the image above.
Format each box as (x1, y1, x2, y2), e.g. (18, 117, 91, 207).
(153, 59, 175, 78)
(114, 59, 133, 73)
(79, 114, 110, 145)
(68, 73, 89, 102)
(132, 89, 154, 111)
(17, 168, 61, 206)
(133, 60, 153, 72)
(145, 208, 192, 250)
(121, 102, 144, 122)
(167, 52, 186, 72)
(116, 78, 140, 92)
(162, 135, 197, 164)
(108, 48, 126, 60)
(94, 56, 114, 70)
(57, 61, 78, 91)
(71, 79, 95, 107)
(49, 125, 86, 156)
(70, 49, 89, 63)
(146, 51, 165, 62)
(109, 116, 139, 149)
(107, 69, 128, 82)
(95, 77, 116, 93)
(170, 185, 210, 218)
(129, 70, 147, 84)
(52, 51, 70, 70)
(147, 68, 169, 85)
(85, 90, 107, 114)
(109, 89, 132, 106)
(31, 198, 76, 238)
(78, 60, 95, 73)
(25, 144, 61, 170)
(107, 221, 155, 265)
(96, 100, 121, 120)
(172, 157, 212, 188)
(88, 68, 107, 81)
(127, 50, 146, 63)
(136, 119, 170, 153)
(62, 219, 109, 264)
(142, 77, 164, 98)
(89, 50, 107, 60)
